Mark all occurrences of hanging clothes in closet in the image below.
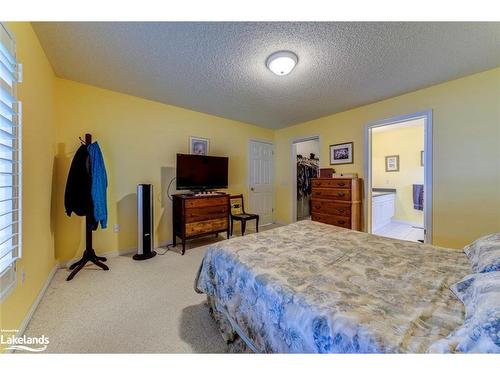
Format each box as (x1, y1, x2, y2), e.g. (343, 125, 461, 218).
(297, 154, 319, 219)
(65, 142, 108, 231)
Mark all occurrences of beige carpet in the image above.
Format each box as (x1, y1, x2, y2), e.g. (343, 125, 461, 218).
(21, 224, 281, 353)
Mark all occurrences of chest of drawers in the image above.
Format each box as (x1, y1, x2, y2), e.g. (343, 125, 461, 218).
(172, 193, 229, 254)
(311, 178, 362, 230)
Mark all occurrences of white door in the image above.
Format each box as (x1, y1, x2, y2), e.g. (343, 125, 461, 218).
(248, 140, 274, 225)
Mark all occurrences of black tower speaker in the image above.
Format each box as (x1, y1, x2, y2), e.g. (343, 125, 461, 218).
(133, 184, 157, 260)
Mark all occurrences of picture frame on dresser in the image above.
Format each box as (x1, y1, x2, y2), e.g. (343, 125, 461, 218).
(329, 142, 353, 165)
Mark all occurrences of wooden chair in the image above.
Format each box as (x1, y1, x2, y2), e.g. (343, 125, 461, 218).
(229, 194, 259, 237)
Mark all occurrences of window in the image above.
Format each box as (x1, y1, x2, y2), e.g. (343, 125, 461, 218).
(0, 23, 22, 302)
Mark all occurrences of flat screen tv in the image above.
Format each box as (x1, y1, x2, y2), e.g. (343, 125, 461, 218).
(176, 154, 228, 191)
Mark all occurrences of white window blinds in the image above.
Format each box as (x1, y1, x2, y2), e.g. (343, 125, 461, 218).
(0, 23, 22, 301)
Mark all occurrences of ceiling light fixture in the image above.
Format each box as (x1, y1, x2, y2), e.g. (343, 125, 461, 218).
(266, 51, 298, 76)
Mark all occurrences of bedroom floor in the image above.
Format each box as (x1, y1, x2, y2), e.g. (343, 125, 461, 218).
(20, 224, 280, 353)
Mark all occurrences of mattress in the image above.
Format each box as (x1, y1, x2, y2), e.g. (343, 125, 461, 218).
(195, 220, 471, 353)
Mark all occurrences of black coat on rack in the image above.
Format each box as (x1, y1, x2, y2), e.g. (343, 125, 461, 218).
(65, 133, 109, 281)
(64, 144, 93, 217)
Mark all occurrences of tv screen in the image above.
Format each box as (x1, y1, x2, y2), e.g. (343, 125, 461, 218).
(176, 154, 228, 190)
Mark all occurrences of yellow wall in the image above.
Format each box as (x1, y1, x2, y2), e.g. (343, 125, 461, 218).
(275, 67, 500, 249)
(54, 78, 274, 262)
(0, 23, 57, 343)
(372, 123, 424, 225)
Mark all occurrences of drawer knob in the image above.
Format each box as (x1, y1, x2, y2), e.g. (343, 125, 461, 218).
(337, 209, 345, 213)
(315, 205, 321, 209)
(338, 182, 345, 186)
(338, 220, 346, 224)
(337, 192, 345, 197)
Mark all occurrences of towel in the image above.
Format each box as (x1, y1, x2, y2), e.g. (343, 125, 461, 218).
(88, 142, 108, 229)
(413, 184, 424, 211)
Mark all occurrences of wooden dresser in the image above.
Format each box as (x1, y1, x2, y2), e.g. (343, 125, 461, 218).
(172, 193, 229, 254)
(311, 178, 362, 230)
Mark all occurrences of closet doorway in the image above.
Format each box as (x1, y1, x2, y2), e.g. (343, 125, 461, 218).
(291, 136, 320, 222)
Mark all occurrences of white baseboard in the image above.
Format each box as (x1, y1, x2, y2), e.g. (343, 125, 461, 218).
(157, 240, 173, 249)
(59, 248, 137, 269)
(273, 221, 288, 226)
(5, 263, 59, 353)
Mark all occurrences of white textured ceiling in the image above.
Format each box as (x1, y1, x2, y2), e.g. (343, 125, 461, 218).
(32, 22, 500, 129)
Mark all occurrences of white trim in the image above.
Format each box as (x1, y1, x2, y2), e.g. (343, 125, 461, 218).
(58, 248, 136, 269)
(290, 135, 321, 223)
(258, 222, 275, 227)
(4, 263, 58, 353)
(273, 221, 289, 226)
(364, 110, 433, 244)
(247, 139, 275, 225)
(0, 23, 22, 292)
(0, 262, 16, 302)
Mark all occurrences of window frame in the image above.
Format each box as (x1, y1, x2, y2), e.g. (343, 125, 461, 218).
(0, 22, 22, 303)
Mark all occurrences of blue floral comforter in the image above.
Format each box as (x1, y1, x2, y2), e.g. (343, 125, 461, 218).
(195, 221, 471, 353)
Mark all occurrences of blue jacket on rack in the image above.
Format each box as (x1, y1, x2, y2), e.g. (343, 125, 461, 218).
(88, 142, 108, 229)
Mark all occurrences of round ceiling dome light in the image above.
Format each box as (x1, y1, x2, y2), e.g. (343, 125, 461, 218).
(266, 51, 298, 76)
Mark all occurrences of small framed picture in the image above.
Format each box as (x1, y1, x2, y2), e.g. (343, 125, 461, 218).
(189, 136, 209, 155)
(385, 155, 400, 172)
(420, 150, 424, 166)
(329, 142, 353, 165)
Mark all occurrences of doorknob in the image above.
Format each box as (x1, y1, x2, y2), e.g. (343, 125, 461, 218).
(250, 187, 255, 191)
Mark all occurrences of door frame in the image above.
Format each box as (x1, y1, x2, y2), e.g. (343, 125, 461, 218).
(290, 135, 321, 223)
(247, 139, 275, 225)
(364, 110, 433, 243)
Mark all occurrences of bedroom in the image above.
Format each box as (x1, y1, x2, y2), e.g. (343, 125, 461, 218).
(1, 0, 500, 373)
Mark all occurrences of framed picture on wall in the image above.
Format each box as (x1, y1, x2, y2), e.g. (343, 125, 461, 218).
(329, 142, 353, 165)
(420, 150, 424, 166)
(189, 136, 210, 155)
(385, 155, 400, 172)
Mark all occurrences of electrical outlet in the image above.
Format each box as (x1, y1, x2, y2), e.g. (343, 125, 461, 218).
(21, 269, 26, 285)
(113, 224, 120, 233)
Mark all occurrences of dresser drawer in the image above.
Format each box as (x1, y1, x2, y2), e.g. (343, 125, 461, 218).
(312, 213, 351, 229)
(311, 188, 352, 202)
(185, 197, 228, 209)
(185, 218, 228, 236)
(311, 200, 351, 217)
(312, 179, 351, 189)
(312, 188, 351, 201)
(185, 205, 228, 223)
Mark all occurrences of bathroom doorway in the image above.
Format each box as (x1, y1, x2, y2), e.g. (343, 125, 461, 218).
(365, 111, 432, 243)
(291, 136, 320, 222)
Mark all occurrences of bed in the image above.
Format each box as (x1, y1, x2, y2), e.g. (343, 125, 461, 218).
(194, 220, 471, 353)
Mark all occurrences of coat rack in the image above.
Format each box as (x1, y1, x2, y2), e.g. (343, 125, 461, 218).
(67, 133, 109, 281)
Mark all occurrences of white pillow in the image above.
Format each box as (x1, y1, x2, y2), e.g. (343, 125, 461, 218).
(464, 233, 500, 273)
